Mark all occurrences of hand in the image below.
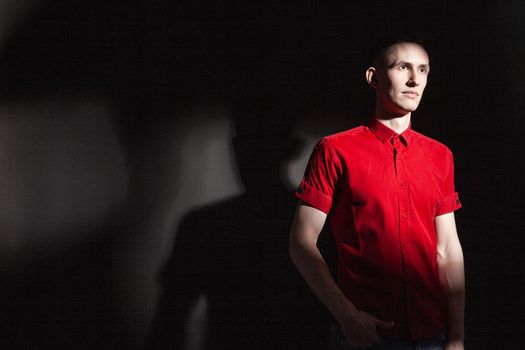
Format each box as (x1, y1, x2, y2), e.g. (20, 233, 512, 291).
(339, 309, 394, 349)
(444, 339, 464, 350)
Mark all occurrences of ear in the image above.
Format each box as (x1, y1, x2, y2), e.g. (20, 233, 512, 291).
(365, 67, 377, 88)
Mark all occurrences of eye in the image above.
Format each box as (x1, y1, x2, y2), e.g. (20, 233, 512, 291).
(418, 67, 428, 73)
(399, 64, 408, 70)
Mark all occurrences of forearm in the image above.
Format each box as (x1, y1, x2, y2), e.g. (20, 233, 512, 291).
(289, 234, 355, 322)
(437, 244, 465, 342)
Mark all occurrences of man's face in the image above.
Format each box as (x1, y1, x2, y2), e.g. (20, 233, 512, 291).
(371, 42, 430, 117)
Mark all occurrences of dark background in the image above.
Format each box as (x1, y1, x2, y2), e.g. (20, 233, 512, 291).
(0, 1, 523, 349)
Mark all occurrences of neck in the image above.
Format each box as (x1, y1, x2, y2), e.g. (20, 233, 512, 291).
(374, 113, 411, 134)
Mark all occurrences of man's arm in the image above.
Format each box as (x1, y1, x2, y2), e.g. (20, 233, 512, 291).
(435, 212, 465, 350)
(289, 201, 393, 348)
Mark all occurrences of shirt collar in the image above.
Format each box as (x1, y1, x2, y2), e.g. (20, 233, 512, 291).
(368, 118, 412, 147)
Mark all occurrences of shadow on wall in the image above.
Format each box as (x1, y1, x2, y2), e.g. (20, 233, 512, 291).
(147, 97, 337, 350)
(0, 2, 368, 347)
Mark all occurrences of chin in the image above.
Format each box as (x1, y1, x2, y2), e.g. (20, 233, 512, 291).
(400, 103, 420, 113)
(392, 105, 416, 116)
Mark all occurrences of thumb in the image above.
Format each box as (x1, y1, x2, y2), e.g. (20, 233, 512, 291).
(373, 318, 394, 329)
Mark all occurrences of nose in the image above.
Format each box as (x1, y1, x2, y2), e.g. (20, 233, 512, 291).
(406, 69, 420, 87)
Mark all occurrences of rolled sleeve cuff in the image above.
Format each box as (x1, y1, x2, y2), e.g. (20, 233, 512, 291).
(294, 181, 332, 214)
(435, 192, 462, 216)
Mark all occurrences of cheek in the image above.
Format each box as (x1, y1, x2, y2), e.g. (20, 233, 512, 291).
(387, 75, 405, 91)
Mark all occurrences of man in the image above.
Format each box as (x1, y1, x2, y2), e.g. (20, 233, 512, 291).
(289, 36, 465, 350)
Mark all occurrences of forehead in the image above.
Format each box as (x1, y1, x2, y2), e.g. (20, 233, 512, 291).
(383, 42, 429, 66)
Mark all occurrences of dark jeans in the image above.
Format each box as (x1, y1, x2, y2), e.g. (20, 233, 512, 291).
(329, 323, 446, 350)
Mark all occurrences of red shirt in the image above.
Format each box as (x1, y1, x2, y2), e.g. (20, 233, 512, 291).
(295, 119, 461, 340)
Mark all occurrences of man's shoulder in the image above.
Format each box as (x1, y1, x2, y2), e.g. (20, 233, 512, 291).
(411, 129, 453, 156)
(320, 125, 370, 148)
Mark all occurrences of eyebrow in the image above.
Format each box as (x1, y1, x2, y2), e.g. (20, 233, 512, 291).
(388, 60, 430, 70)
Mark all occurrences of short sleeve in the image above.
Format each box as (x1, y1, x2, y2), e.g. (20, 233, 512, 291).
(295, 138, 341, 214)
(435, 151, 462, 216)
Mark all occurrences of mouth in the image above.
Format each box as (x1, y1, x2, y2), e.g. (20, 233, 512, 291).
(402, 91, 419, 98)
